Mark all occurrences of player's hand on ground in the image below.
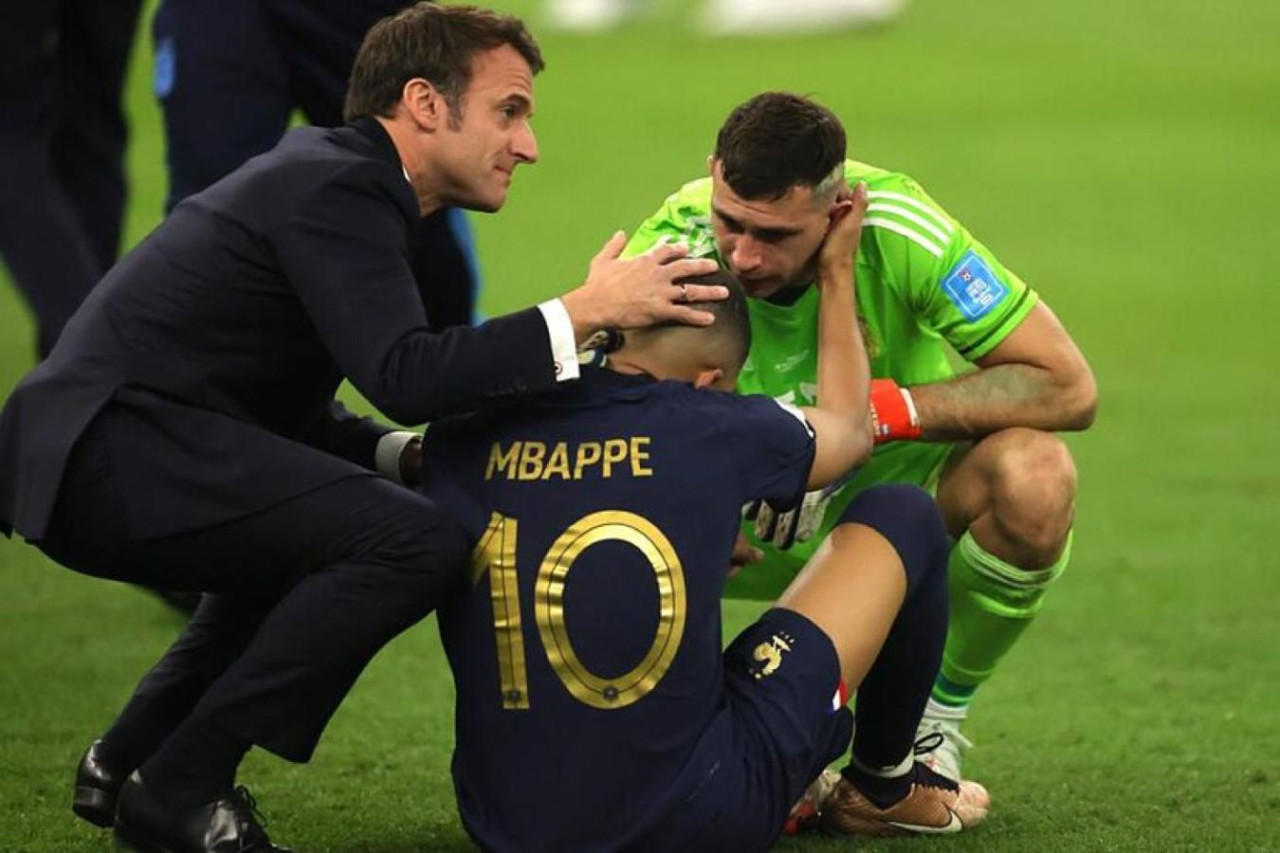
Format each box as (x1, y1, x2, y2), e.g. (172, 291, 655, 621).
(561, 232, 724, 343)
(817, 182, 869, 278)
(729, 531, 764, 578)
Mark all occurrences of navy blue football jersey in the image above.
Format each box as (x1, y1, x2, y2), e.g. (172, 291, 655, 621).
(421, 367, 815, 853)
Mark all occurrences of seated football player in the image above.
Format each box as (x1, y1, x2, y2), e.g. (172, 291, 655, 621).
(418, 184, 988, 852)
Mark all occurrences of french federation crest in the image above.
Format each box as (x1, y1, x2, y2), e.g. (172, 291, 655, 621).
(750, 632, 796, 680)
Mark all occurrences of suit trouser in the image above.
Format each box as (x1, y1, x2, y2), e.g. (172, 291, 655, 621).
(38, 409, 469, 763)
(152, 0, 477, 330)
(0, 0, 143, 357)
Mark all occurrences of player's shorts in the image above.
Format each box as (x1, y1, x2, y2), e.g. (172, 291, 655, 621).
(634, 607, 852, 852)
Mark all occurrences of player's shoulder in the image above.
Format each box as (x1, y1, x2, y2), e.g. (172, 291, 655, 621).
(845, 159, 958, 261)
(629, 177, 717, 257)
(653, 382, 808, 434)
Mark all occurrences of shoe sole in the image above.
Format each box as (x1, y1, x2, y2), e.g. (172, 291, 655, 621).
(114, 817, 177, 853)
(72, 785, 117, 829)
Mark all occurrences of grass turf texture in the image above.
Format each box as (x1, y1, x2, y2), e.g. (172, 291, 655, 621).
(2, 1, 1279, 850)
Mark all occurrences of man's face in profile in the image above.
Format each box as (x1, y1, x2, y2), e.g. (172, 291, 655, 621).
(435, 44, 539, 212)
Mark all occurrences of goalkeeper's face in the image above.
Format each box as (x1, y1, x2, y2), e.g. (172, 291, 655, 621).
(709, 161, 831, 299)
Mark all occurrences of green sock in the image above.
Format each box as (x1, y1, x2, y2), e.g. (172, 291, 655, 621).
(931, 529, 1072, 708)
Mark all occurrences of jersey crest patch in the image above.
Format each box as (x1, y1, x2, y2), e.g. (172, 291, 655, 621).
(750, 632, 796, 680)
(942, 250, 1008, 321)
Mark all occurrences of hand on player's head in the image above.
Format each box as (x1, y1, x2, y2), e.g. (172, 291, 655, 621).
(571, 232, 724, 334)
(611, 267, 751, 388)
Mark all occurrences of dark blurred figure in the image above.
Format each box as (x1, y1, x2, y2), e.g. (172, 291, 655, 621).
(154, 0, 480, 330)
(0, 0, 144, 359)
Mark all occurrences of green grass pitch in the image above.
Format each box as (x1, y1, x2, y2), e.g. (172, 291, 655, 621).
(2, 1, 1279, 850)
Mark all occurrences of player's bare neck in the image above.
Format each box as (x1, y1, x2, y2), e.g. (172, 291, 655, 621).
(606, 357, 658, 382)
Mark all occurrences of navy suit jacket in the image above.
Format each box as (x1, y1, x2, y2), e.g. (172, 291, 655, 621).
(0, 117, 559, 540)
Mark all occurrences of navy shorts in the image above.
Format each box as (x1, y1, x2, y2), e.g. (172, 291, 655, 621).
(640, 608, 853, 853)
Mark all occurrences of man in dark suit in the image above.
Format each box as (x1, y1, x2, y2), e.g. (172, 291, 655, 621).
(0, 5, 722, 852)
(153, 0, 481, 332)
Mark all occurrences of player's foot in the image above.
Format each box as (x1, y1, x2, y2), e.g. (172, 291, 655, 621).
(782, 767, 840, 835)
(701, 0, 906, 36)
(914, 704, 973, 782)
(819, 761, 989, 837)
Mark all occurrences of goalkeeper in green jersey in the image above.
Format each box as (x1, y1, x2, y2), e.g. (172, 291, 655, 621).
(623, 92, 1097, 784)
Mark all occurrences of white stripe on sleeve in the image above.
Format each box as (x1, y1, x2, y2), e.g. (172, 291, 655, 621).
(867, 190, 955, 235)
(863, 217, 945, 258)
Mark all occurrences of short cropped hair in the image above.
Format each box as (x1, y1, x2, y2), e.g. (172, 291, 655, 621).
(714, 92, 847, 201)
(670, 269, 752, 371)
(344, 3, 544, 123)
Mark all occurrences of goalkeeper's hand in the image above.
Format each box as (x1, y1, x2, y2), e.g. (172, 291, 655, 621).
(743, 488, 834, 551)
(870, 378, 922, 444)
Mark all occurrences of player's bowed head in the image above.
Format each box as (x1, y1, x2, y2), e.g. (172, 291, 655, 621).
(605, 268, 753, 392)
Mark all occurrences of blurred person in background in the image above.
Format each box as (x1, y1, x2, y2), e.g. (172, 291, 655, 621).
(154, 0, 479, 330)
(545, 0, 905, 34)
(625, 92, 1097, 793)
(0, 0, 144, 359)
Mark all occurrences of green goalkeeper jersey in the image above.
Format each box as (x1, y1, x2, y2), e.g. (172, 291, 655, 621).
(625, 160, 1039, 599)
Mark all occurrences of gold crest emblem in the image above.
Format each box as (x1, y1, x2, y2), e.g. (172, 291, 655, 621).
(750, 632, 796, 680)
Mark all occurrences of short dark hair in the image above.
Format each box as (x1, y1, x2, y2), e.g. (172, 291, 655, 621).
(673, 269, 752, 370)
(714, 92, 847, 201)
(344, 3, 544, 123)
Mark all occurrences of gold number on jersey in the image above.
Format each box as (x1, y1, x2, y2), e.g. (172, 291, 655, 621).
(472, 512, 530, 709)
(536, 511, 686, 709)
(471, 510, 687, 711)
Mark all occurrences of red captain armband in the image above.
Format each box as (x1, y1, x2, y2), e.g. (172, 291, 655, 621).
(869, 379, 922, 444)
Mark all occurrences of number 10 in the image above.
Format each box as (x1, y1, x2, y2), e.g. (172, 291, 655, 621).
(471, 510, 687, 711)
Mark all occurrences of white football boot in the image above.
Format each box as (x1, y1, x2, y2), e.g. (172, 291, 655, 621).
(914, 700, 974, 782)
(782, 767, 841, 835)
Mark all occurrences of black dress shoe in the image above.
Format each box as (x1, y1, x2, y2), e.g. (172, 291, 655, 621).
(73, 740, 130, 828)
(114, 772, 294, 853)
